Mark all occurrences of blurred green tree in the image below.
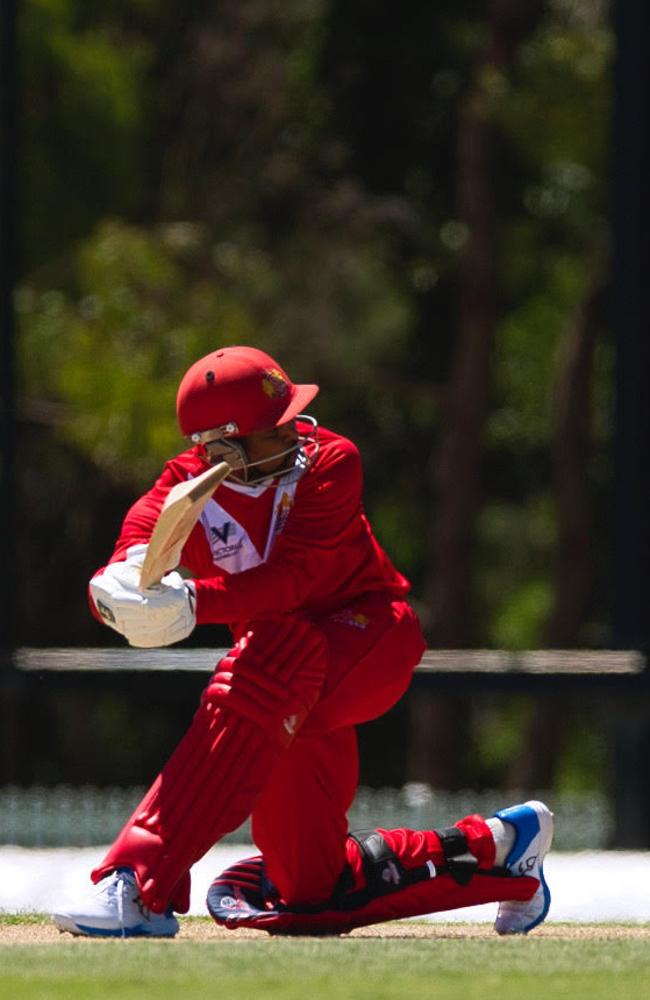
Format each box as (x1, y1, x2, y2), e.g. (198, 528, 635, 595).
(20, 0, 155, 268)
(14, 0, 614, 794)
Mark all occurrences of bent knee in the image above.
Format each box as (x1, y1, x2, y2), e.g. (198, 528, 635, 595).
(204, 615, 329, 747)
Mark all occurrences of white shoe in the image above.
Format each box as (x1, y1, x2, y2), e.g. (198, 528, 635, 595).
(52, 868, 179, 938)
(493, 800, 553, 935)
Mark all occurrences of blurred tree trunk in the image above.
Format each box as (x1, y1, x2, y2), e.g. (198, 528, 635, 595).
(407, 43, 497, 790)
(407, 1, 543, 789)
(546, 273, 606, 647)
(506, 270, 606, 790)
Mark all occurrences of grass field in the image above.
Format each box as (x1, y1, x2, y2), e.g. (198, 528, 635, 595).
(2, 916, 650, 1000)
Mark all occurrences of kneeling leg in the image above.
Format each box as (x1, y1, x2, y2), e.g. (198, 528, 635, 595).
(207, 804, 551, 935)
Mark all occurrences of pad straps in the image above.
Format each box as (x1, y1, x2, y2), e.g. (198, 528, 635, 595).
(329, 825, 511, 913)
(349, 830, 408, 896)
(346, 824, 489, 904)
(433, 826, 479, 886)
(337, 830, 436, 909)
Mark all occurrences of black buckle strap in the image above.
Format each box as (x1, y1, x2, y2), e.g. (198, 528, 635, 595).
(331, 825, 510, 913)
(434, 826, 478, 886)
(348, 830, 404, 896)
(333, 829, 433, 910)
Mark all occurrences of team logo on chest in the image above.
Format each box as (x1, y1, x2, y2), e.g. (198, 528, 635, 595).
(199, 498, 252, 570)
(208, 519, 243, 560)
(197, 476, 301, 574)
(210, 521, 233, 545)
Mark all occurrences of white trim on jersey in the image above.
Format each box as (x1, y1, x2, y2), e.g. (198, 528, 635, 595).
(198, 477, 301, 574)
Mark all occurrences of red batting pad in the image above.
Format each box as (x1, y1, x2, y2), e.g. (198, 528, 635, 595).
(208, 814, 535, 934)
(208, 863, 538, 936)
(92, 616, 328, 912)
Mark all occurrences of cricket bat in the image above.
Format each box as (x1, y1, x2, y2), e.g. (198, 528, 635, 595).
(138, 461, 231, 590)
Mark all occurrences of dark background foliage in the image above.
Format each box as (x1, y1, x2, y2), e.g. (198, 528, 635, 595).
(8, 0, 618, 796)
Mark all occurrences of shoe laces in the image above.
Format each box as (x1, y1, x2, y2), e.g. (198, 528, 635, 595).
(102, 869, 138, 938)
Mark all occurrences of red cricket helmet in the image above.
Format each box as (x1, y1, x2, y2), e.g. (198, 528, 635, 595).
(176, 346, 319, 439)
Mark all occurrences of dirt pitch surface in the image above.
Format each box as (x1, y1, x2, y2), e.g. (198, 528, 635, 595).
(2, 919, 650, 945)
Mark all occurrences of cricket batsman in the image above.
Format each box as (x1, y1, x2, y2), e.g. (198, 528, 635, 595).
(53, 345, 553, 937)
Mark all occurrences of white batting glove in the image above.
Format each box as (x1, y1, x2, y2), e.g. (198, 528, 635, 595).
(90, 545, 196, 647)
(122, 576, 196, 648)
(93, 544, 149, 595)
(89, 544, 147, 633)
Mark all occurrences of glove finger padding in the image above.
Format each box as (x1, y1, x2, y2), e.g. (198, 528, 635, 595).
(90, 566, 196, 646)
(89, 575, 142, 636)
(93, 544, 151, 599)
(89, 545, 149, 633)
(122, 578, 196, 647)
(124, 591, 196, 647)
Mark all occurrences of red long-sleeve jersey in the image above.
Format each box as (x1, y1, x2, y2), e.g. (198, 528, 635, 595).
(101, 424, 410, 632)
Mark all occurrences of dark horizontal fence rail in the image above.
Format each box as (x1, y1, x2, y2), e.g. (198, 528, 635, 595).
(13, 646, 647, 677)
(8, 646, 650, 847)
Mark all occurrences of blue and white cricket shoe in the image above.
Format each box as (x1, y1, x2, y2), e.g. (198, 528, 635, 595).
(493, 800, 554, 935)
(52, 868, 179, 938)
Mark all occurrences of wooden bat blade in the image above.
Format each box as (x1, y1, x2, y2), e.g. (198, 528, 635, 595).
(138, 461, 231, 590)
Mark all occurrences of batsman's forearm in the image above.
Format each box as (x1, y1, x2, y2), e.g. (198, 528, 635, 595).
(193, 559, 322, 623)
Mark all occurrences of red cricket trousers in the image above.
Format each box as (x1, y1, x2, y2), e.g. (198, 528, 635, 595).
(94, 593, 427, 912)
(252, 592, 425, 904)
